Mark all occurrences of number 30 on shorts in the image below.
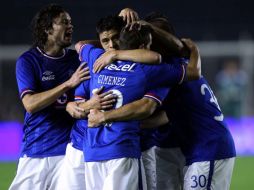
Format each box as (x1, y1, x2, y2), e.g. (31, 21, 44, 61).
(191, 175, 207, 188)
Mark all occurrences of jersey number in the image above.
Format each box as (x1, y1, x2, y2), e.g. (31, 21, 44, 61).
(191, 175, 207, 188)
(201, 84, 224, 121)
(92, 88, 123, 127)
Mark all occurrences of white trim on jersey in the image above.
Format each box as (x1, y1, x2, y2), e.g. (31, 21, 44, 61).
(20, 89, 34, 99)
(144, 94, 162, 105)
(36, 47, 66, 59)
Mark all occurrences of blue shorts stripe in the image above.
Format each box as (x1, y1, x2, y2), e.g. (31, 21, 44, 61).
(207, 160, 215, 190)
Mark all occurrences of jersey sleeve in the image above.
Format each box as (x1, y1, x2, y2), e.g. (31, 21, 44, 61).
(78, 44, 105, 69)
(74, 80, 90, 101)
(16, 56, 38, 99)
(144, 87, 170, 105)
(142, 63, 186, 89)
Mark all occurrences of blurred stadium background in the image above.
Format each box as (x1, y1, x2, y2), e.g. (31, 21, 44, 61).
(0, 0, 254, 189)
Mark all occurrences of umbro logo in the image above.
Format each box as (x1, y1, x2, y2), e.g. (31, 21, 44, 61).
(42, 71, 55, 81)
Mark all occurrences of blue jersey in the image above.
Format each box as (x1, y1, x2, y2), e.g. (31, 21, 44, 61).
(140, 58, 188, 151)
(76, 44, 185, 162)
(16, 47, 80, 157)
(165, 76, 236, 165)
(70, 80, 90, 151)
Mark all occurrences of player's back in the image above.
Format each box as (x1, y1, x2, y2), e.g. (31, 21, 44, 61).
(165, 76, 236, 164)
(84, 60, 168, 161)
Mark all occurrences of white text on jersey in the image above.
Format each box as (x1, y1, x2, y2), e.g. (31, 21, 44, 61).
(104, 63, 136, 72)
(98, 75, 126, 86)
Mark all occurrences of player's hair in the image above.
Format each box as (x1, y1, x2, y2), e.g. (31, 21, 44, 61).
(96, 15, 125, 35)
(144, 11, 176, 35)
(119, 24, 152, 50)
(31, 4, 66, 49)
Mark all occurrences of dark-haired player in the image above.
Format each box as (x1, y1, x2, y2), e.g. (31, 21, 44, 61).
(79, 25, 186, 189)
(9, 4, 89, 190)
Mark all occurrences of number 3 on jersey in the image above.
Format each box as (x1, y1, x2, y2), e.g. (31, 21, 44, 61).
(201, 84, 224, 121)
(92, 88, 123, 127)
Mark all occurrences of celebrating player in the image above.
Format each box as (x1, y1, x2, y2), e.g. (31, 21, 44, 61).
(9, 4, 89, 190)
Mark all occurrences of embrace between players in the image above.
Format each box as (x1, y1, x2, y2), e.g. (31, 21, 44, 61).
(10, 4, 235, 190)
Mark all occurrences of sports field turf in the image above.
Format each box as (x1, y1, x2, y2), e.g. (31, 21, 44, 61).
(0, 156, 253, 190)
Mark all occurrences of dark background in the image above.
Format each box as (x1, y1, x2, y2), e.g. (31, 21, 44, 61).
(0, 0, 253, 45)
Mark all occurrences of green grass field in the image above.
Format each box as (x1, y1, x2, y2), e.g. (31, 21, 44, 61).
(0, 156, 254, 190)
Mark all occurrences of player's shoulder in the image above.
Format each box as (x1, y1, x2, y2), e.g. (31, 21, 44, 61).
(19, 47, 38, 59)
(17, 47, 41, 66)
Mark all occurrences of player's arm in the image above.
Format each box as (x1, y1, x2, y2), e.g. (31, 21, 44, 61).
(22, 63, 90, 114)
(75, 40, 101, 53)
(182, 38, 201, 80)
(88, 97, 158, 127)
(131, 20, 188, 57)
(140, 110, 169, 129)
(66, 87, 117, 119)
(93, 49, 162, 73)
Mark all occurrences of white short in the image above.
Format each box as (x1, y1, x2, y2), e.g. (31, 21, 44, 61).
(142, 146, 185, 190)
(55, 143, 86, 190)
(9, 155, 64, 190)
(183, 157, 235, 190)
(142, 146, 156, 190)
(155, 147, 185, 190)
(85, 157, 144, 190)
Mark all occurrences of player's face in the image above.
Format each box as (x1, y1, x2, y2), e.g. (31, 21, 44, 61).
(48, 12, 73, 48)
(99, 29, 120, 51)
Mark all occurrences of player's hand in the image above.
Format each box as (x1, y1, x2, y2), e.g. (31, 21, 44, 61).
(88, 109, 105, 127)
(93, 50, 117, 73)
(119, 8, 139, 25)
(125, 20, 151, 31)
(66, 101, 87, 119)
(66, 62, 90, 88)
(87, 86, 117, 110)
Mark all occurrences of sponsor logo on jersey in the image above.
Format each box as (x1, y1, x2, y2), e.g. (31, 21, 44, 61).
(104, 62, 136, 72)
(42, 71, 55, 81)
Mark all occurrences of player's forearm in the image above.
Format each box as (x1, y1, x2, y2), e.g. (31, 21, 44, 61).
(75, 40, 101, 52)
(78, 100, 95, 115)
(103, 98, 157, 122)
(140, 110, 169, 129)
(22, 81, 71, 114)
(186, 47, 201, 80)
(150, 24, 187, 57)
(115, 49, 162, 64)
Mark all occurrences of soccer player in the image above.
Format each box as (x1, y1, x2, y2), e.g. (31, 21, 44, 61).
(9, 4, 90, 190)
(56, 12, 145, 190)
(143, 14, 236, 190)
(78, 24, 187, 190)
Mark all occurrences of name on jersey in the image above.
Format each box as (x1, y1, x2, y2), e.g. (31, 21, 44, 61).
(98, 75, 126, 86)
(104, 63, 136, 72)
(42, 71, 55, 81)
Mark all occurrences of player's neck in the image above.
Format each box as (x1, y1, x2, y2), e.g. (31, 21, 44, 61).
(43, 43, 65, 57)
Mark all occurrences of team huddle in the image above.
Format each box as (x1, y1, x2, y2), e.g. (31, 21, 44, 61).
(9, 4, 236, 190)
